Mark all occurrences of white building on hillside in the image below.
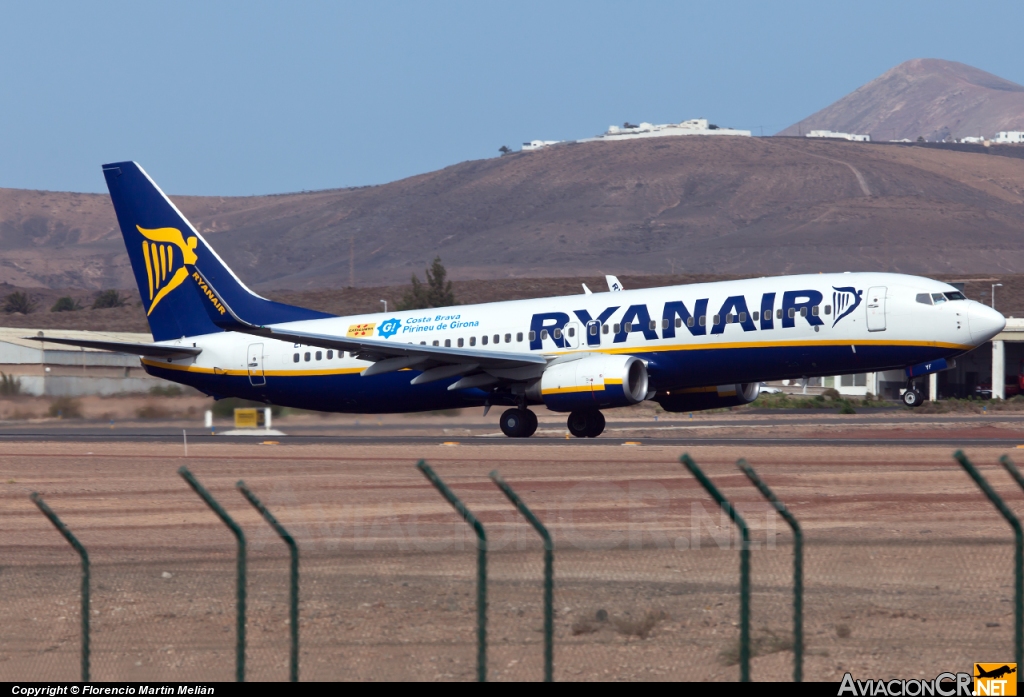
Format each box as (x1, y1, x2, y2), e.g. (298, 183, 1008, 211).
(521, 140, 563, 151)
(581, 118, 751, 142)
(994, 131, 1024, 144)
(806, 130, 871, 142)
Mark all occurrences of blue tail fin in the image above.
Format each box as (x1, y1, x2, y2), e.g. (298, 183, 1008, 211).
(102, 161, 332, 341)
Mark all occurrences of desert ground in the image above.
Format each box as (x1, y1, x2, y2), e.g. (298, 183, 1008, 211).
(2, 403, 1024, 681)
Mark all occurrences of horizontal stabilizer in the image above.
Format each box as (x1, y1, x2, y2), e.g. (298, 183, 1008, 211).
(24, 336, 202, 358)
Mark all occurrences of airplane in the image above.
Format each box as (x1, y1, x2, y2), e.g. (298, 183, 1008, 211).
(30, 161, 1006, 438)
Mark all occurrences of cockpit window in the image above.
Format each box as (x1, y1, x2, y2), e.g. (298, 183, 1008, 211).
(916, 293, 932, 305)
(931, 293, 947, 304)
(944, 291, 966, 301)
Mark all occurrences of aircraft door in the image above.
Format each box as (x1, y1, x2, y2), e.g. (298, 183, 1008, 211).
(866, 286, 887, 332)
(563, 322, 581, 349)
(247, 343, 266, 386)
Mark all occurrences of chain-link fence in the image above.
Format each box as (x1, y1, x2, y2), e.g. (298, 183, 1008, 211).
(2, 452, 1021, 682)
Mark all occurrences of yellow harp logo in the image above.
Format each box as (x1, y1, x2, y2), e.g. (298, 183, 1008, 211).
(138, 226, 199, 315)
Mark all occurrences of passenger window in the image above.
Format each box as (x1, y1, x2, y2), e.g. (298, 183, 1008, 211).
(470, 337, 477, 346)
(528, 331, 536, 341)
(505, 333, 511, 343)
(602, 324, 609, 334)
(458, 338, 464, 347)
(699, 315, 706, 326)
(624, 322, 632, 333)
(553, 328, 562, 340)
(932, 293, 947, 304)
(327, 350, 333, 359)
(589, 324, 598, 335)
(725, 314, 732, 324)
(687, 317, 695, 328)
(613, 323, 620, 333)
(432, 340, 439, 347)
(566, 328, 573, 338)
(293, 353, 299, 363)
(494, 334, 500, 343)
(420, 341, 426, 345)
(662, 318, 669, 329)
(315, 351, 322, 360)
(764, 310, 771, 321)
(811, 306, 819, 316)
(776, 309, 783, 319)
(649, 320, 657, 331)
(675, 318, 682, 328)
(739, 312, 747, 322)
(788, 308, 795, 319)
(304, 352, 311, 362)
(482, 335, 488, 345)
(713, 314, 720, 325)
(445, 339, 451, 347)
(517, 332, 523, 342)
(800, 307, 808, 317)
(824, 305, 831, 315)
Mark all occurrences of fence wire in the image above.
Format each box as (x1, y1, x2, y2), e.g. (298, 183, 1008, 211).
(2, 458, 1020, 681)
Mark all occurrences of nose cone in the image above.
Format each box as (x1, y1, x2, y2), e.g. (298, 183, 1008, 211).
(968, 302, 1006, 344)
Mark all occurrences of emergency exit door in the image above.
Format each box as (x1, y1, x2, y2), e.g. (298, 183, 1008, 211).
(247, 343, 266, 386)
(866, 287, 887, 332)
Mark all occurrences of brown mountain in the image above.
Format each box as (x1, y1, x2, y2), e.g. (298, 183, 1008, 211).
(778, 58, 1024, 141)
(2, 135, 1024, 291)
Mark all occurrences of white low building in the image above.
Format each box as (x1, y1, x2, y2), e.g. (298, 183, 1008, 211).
(581, 118, 751, 142)
(993, 131, 1024, 144)
(0, 328, 166, 396)
(521, 140, 563, 151)
(806, 130, 871, 142)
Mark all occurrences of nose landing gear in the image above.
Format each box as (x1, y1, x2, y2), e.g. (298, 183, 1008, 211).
(499, 408, 539, 438)
(567, 409, 605, 438)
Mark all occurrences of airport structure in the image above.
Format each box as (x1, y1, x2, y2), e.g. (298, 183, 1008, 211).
(993, 131, 1024, 144)
(0, 328, 161, 396)
(522, 118, 751, 151)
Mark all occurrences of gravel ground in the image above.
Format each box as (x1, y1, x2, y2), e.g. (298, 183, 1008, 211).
(1, 426, 1022, 681)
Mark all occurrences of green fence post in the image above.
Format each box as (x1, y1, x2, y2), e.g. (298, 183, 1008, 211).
(30, 492, 90, 682)
(998, 454, 1024, 667)
(237, 480, 299, 682)
(955, 451, 1022, 668)
(736, 459, 803, 682)
(489, 470, 554, 682)
(417, 460, 487, 682)
(681, 453, 751, 682)
(179, 466, 246, 682)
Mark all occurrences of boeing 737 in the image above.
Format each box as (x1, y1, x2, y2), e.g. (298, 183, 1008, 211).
(31, 162, 1007, 438)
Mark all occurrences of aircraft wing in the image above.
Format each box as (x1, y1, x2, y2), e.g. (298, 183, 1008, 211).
(189, 267, 546, 381)
(23, 336, 202, 358)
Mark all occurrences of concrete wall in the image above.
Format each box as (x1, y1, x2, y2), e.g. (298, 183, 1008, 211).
(12, 375, 164, 397)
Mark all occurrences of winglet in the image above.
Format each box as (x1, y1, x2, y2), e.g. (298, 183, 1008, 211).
(606, 275, 623, 292)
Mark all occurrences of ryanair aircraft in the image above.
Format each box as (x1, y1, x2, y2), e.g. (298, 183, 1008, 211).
(33, 162, 1006, 438)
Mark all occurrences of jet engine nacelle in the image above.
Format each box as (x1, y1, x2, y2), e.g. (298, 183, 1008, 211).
(654, 383, 759, 413)
(528, 354, 649, 412)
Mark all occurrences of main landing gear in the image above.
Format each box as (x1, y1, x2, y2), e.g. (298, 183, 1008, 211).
(499, 408, 539, 438)
(567, 409, 605, 438)
(902, 380, 924, 408)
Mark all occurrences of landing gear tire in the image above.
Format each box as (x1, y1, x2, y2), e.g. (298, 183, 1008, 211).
(902, 389, 923, 408)
(500, 408, 537, 438)
(567, 410, 605, 438)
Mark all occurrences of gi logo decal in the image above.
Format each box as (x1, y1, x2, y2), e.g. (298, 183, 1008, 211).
(138, 226, 199, 316)
(832, 286, 863, 328)
(378, 318, 402, 339)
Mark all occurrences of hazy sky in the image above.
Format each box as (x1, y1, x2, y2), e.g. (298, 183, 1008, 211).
(1, 0, 1021, 195)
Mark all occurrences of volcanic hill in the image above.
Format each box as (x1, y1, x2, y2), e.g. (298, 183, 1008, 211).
(2, 135, 1024, 291)
(779, 58, 1024, 142)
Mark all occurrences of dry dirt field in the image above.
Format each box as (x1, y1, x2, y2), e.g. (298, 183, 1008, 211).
(2, 420, 1024, 682)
